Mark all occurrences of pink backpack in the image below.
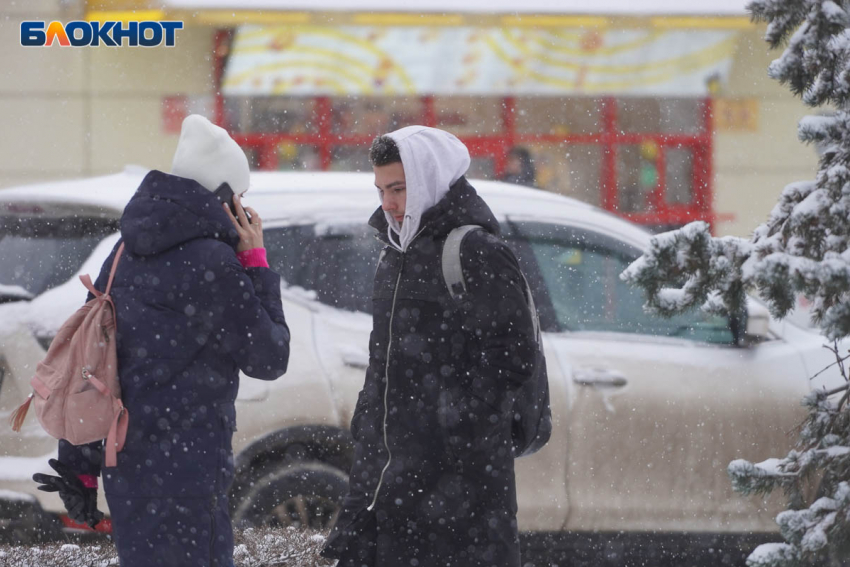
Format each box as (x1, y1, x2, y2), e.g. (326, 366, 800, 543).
(10, 243, 129, 467)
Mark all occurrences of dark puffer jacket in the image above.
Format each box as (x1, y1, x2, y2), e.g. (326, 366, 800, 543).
(58, 170, 290, 567)
(324, 177, 537, 567)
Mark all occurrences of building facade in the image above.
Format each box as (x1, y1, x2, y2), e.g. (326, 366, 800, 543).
(0, 0, 818, 237)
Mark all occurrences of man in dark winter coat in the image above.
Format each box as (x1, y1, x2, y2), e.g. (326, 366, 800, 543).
(323, 126, 537, 567)
(36, 115, 291, 567)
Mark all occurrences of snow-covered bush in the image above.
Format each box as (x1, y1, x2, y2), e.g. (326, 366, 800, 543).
(0, 527, 334, 567)
(621, 1, 850, 565)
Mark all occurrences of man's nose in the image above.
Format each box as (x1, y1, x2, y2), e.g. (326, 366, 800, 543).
(381, 194, 393, 211)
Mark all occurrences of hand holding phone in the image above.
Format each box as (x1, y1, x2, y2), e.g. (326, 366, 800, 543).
(218, 184, 263, 253)
(214, 182, 252, 223)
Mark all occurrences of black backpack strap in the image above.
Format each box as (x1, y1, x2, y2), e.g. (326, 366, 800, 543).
(443, 226, 550, 458)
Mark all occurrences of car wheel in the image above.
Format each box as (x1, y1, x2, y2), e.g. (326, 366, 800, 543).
(231, 461, 348, 531)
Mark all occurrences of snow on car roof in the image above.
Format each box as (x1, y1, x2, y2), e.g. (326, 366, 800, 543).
(0, 166, 148, 214)
(245, 170, 612, 234)
(0, 166, 592, 215)
(247, 170, 599, 211)
(0, 167, 648, 244)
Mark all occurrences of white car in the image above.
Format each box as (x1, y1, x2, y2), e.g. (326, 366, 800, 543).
(0, 168, 838, 559)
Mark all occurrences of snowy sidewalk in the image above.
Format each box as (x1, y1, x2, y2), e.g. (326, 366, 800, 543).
(0, 527, 334, 567)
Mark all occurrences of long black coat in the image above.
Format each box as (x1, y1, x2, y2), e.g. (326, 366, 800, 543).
(324, 178, 537, 567)
(58, 170, 290, 567)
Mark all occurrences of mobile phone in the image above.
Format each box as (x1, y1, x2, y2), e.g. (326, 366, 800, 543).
(214, 182, 251, 223)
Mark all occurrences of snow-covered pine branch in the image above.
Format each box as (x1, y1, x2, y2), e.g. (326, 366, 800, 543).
(622, 1, 850, 565)
(620, 221, 753, 318)
(619, 171, 850, 340)
(751, 0, 850, 104)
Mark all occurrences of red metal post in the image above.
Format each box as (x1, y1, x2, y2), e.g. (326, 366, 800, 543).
(652, 146, 666, 214)
(422, 95, 436, 127)
(601, 97, 618, 213)
(258, 141, 279, 171)
(316, 96, 333, 171)
(496, 96, 516, 177)
(502, 96, 516, 140)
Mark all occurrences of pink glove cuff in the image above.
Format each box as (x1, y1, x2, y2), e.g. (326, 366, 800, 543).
(78, 474, 98, 489)
(237, 248, 269, 269)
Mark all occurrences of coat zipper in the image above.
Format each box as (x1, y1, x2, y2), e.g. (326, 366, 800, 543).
(367, 227, 426, 512)
(209, 497, 217, 562)
(367, 257, 404, 512)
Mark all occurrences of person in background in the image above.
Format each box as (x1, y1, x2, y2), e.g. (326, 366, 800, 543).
(33, 115, 291, 567)
(499, 146, 537, 188)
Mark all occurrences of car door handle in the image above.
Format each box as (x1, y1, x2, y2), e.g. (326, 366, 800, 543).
(341, 348, 369, 370)
(573, 367, 628, 388)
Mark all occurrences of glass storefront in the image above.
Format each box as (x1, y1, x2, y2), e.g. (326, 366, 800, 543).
(225, 94, 712, 231)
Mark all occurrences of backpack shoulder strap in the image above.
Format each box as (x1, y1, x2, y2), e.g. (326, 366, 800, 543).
(521, 273, 541, 341)
(103, 241, 125, 296)
(80, 241, 125, 298)
(442, 226, 541, 340)
(442, 225, 483, 302)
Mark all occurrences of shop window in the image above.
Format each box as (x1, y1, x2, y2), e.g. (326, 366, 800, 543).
(515, 97, 601, 135)
(435, 97, 503, 135)
(242, 147, 262, 170)
(524, 143, 603, 206)
(241, 143, 321, 171)
(468, 156, 496, 179)
(616, 98, 703, 134)
(617, 143, 660, 213)
(223, 93, 712, 232)
(276, 144, 320, 171)
(225, 96, 316, 134)
(330, 97, 423, 135)
(331, 146, 371, 172)
(665, 147, 695, 205)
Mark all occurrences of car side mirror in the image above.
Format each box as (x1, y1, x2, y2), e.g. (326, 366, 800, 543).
(746, 301, 771, 341)
(732, 300, 771, 347)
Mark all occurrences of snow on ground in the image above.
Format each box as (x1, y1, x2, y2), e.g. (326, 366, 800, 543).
(0, 527, 333, 567)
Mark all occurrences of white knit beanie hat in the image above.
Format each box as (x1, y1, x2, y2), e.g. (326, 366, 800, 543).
(170, 114, 250, 194)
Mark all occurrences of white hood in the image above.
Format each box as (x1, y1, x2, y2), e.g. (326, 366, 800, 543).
(384, 126, 471, 251)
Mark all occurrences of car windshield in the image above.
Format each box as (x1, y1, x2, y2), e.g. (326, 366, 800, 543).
(0, 215, 118, 297)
